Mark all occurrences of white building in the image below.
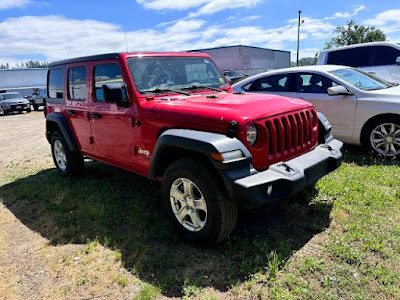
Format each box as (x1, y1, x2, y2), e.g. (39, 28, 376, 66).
(0, 68, 47, 97)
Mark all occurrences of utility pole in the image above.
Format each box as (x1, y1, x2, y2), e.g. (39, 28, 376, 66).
(296, 10, 304, 66)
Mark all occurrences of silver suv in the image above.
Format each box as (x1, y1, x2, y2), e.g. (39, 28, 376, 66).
(0, 92, 31, 115)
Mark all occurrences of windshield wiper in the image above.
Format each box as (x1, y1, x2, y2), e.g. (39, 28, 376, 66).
(141, 88, 190, 96)
(181, 85, 226, 93)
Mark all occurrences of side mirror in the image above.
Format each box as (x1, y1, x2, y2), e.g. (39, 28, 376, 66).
(102, 83, 129, 108)
(396, 56, 400, 66)
(327, 85, 353, 96)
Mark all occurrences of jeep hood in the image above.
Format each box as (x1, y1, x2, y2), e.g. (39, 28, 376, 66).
(149, 92, 312, 127)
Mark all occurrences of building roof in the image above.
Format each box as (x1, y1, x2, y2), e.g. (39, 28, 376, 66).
(188, 45, 291, 54)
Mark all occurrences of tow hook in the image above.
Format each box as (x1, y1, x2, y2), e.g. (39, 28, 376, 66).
(280, 163, 294, 173)
(321, 144, 333, 152)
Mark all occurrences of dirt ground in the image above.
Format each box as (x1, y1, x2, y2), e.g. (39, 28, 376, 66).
(0, 112, 140, 300)
(0, 111, 50, 167)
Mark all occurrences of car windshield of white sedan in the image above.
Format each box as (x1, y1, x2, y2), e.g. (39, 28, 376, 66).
(330, 68, 392, 91)
(127, 57, 228, 94)
(2, 94, 22, 100)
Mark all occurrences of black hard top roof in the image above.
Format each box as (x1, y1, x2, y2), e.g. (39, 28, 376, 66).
(48, 53, 121, 67)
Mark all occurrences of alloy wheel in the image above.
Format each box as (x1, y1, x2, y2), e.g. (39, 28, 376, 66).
(169, 178, 207, 232)
(370, 123, 400, 157)
(54, 140, 67, 170)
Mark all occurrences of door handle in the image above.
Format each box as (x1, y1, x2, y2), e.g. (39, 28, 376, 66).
(67, 110, 76, 116)
(89, 113, 102, 119)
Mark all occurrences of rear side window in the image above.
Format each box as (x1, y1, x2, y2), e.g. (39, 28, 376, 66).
(68, 66, 87, 101)
(327, 46, 400, 67)
(243, 74, 292, 92)
(93, 63, 126, 102)
(48, 68, 65, 99)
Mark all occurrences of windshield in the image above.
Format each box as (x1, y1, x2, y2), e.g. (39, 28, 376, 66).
(127, 56, 228, 94)
(330, 68, 393, 91)
(2, 93, 22, 100)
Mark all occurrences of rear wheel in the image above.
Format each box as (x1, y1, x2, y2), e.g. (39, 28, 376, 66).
(51, 130, 84, 176)
(161, 158, 237, 245)
(362, 116, 400, 157)
(33, 105, 39, 111)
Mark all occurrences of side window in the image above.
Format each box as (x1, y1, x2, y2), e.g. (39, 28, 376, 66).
(373, 46, 400, 66)
(245, 74, 291, 92)
(48, 68, 65, 99)
(94, 63, 126, 103)
(68, 66, 87, 101)
(296, 73, 338, 94)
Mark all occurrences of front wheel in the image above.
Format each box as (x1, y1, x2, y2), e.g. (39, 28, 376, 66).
(362, 116, 400, 157)
(51, 130, 84, 176)
(161, 158, 237, 245)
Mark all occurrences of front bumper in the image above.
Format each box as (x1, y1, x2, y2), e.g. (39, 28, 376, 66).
(4, 104, 31, 112)
(232, 139, 343, 209)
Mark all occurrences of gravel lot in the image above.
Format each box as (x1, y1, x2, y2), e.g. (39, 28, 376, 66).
(0, 111, 49, 166)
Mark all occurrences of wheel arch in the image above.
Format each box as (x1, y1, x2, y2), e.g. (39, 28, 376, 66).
(149, 129, 252, 180)
(360, 113, 400, 145)
(46, 112, 79, 152)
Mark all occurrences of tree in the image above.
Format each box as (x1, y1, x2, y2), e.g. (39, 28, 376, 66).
(16, 60, 48, 68)
(325, 20, 386, 49)
(291, 53, 319, 67)
(0, 63, 9, 70)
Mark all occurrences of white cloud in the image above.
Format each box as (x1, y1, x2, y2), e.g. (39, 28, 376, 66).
(363, 9, 400, 34)
(136, 0, 208, 11)
(0, 0, 31, 10)
(137, 0, 263, 17)
(188, 0, 262, 17)
(0, 13, 338, 67)
(324, 4, 366, 20)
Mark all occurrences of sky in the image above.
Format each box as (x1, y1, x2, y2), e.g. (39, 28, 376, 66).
(0, 0, 399, 66)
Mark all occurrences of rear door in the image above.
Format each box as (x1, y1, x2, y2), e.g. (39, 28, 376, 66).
(65, 64, 93, 152)
(242, 73, 296, 98)
(89, 60, 136, 165)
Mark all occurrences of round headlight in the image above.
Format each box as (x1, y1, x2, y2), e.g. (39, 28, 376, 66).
(247, 125, 257, 146)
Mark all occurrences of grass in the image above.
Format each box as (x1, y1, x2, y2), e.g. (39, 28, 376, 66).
(0, 146, 399, 299)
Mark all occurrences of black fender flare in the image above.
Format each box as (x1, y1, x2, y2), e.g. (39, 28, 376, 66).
(317, 112, 333, 144)
(148, 129, 252, 180)
(46, 112, 79, 151)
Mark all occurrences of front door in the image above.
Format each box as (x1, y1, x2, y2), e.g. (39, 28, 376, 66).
(293, 72, 356, 142)
(89, 61, 136, 166)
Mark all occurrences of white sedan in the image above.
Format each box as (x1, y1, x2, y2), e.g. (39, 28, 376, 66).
(233, 65, 400, 157)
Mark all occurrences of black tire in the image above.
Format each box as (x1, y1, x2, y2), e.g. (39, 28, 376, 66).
(27, 108, 31, 113)
(51, 130, 84, 176)
(161, 158, 238, 245)
(361, 116, 400, 157)
(33, 105, 39, 111)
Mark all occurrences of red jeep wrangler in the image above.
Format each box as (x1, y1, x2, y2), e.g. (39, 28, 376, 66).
(45, 52, 343, 244)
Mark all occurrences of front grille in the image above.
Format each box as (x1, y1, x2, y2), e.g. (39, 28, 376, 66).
(265, 109, 316, 158)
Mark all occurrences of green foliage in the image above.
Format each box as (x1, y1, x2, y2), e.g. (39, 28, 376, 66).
(16, 60, 48, 68)
(325, 20, 386, 49)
